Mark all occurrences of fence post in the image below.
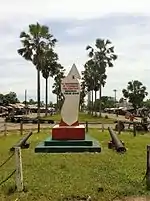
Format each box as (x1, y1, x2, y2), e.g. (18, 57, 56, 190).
(117, 121, 121, 134)
(15, 147, 23, 192)
(85, 121, 88, 133)
(101, 122, 104, 132)
(146, 145, 150, 189)
(20, 121, 23, 135)
(37, 117, 40, 133)
(4, 123, 7, 136)
(133, 123, 136, 137)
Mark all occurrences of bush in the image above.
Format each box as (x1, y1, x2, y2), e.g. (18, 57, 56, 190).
(105, 115, 108, 119)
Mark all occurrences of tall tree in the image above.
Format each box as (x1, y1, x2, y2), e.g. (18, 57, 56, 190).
(94, 96, 115, 111)
(52, 66, 65, 112)
(82, 60, 95, 115)
(82, 59, 107, 115)
(86, 38, 117, 117)
(122, 80, 148, 110)
(18, 22, 57, 132)
(41, 48, 58, 116)
(0, 92, 19, 106)
(0, 94, 4, 105)
(143, 99, 150, 109)
(80, 80, 86, 112)
(22, 98, 37, 105)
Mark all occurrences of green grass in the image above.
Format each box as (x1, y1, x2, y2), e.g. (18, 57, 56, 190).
(42, 112, 114, 124)
(0, 129, 150, 201)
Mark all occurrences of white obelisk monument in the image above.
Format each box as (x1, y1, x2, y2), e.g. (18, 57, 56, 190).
(52, 64, 85, 140)
(60, 63, 81, 126)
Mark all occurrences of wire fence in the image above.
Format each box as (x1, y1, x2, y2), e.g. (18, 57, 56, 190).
(0, 131, 33, 191)
(1, 117, 143, 138)
(0, 119, 145, 138)
(0, 121, 54, 136)
(0, 121, 118, 138)
(0, 152, 16, 186)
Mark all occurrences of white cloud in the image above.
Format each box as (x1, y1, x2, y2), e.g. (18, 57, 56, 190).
(0, 0, 150, 20)
(0, 0, 150, 102)
(65, 26, 89, 37)
(102, 23, 150, 99)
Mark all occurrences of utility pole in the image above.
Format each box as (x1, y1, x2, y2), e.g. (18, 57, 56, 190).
(25, 90, 27, 106)
(99, 75, 103, 118)
(113, 89, 117, 108)
(25, 89, 27, 116)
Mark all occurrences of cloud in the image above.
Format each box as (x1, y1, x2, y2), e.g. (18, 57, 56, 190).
(0, 0, 150, 102)
(66, 26, 89, 37)
(0, 0, 150, 20)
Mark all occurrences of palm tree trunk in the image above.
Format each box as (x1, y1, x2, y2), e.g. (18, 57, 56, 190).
(99, 85, 102, 118)
(56, 95, 59, 112)
(94, 90, 97, 116)
(45, 77, 48, 116)
(91, 90, 94, 116)
(37, 68, 40, 132)
(87, 91, 91, 114)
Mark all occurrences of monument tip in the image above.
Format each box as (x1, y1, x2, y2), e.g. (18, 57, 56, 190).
(67, 64, 81, 79)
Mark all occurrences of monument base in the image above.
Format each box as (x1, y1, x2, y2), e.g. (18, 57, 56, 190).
(35, 134, 101, 153)
(52, 124, 85, 140)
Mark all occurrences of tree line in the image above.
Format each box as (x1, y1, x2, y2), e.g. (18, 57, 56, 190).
(85, 80, 149, 114)
(0, 92, 19, 106)
(0, 83, 149, 113)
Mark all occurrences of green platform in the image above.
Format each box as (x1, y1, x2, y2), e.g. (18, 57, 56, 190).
(35, 134, 101, 153)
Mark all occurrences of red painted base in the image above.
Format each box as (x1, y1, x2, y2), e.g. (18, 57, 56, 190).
(52, 125, 85, 140)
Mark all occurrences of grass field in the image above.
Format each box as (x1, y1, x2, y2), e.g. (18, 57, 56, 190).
(42, 112, 114, 124)
(0, 129, 150, 201)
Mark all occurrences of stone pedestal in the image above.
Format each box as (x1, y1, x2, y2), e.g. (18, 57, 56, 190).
(52, 125, 85, 140)
(35, 134, 101, 153)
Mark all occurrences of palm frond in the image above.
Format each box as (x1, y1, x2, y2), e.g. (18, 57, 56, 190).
(88, 51, 94, 58)
(20, 31, 30, 39)
(29, 24, 38, 38)
(95, 39, 104, 49)
(22, 50, 32, 61)
(17, 48, 26, 56)
(86, 45, 92, 50)
(108, 62, 113, 67)
(109, 46, 114, 53)
(40, 25, 49, 36)
(51, 38, 57, 44)
(105, 39, 111, 45)
(111, 54, 117, 60)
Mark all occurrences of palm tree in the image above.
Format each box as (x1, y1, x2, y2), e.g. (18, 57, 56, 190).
(41, 49, 58, 116)
(122, 80, 148, 110)
(83, 60, 107, 116)
(86, 38, 117, 117)
(18, 22, 57, 132)
(83, 60, 98, 115)
(80, 80, 86, 112)
(82, 61, 93, 114)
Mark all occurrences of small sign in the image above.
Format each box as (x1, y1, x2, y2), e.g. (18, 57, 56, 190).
(62, 83, 80, 95)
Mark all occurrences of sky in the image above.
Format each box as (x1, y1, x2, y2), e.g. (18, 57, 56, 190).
(0, 0, 150, 103)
